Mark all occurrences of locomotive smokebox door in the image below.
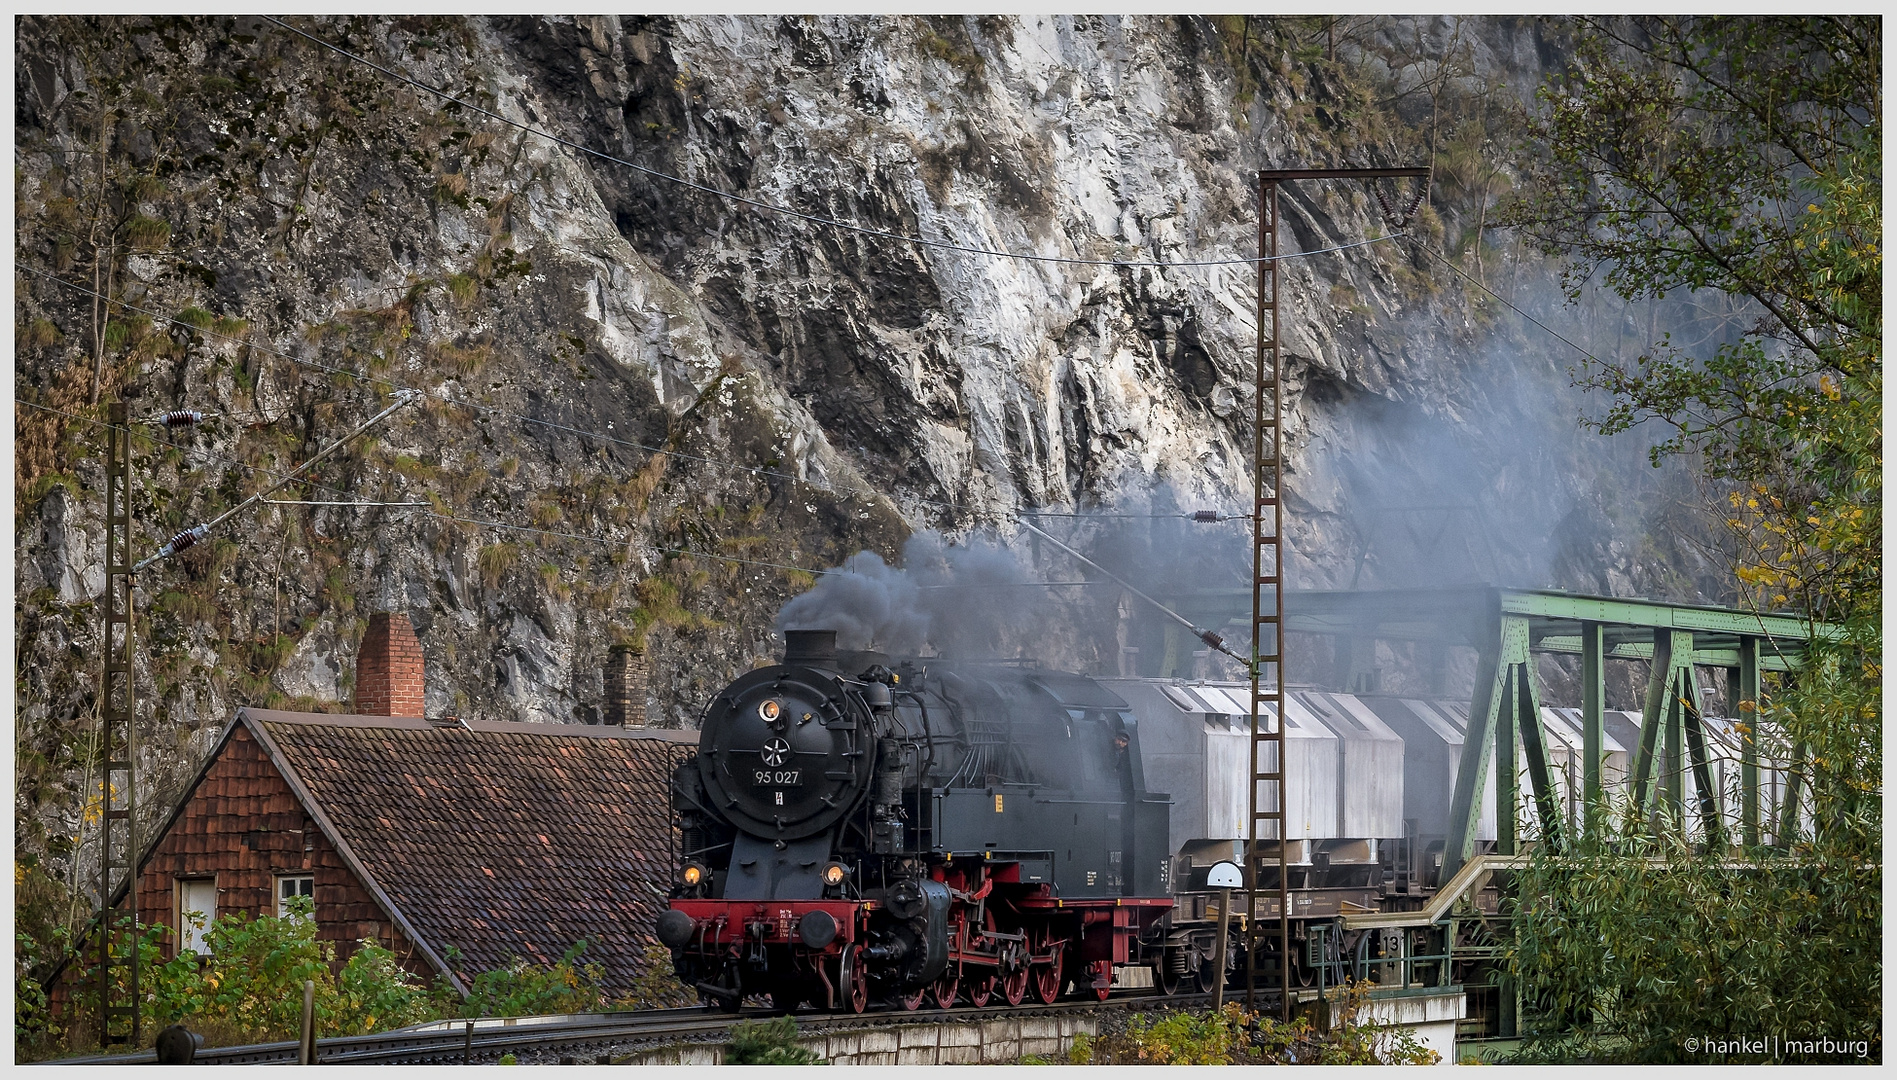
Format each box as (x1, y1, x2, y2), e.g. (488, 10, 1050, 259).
(698, 664, 876, 843)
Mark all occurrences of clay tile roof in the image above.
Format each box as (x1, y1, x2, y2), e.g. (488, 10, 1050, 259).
(238, 709, 696, 995)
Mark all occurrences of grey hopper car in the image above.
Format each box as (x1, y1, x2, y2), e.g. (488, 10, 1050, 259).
(1102, 681, 1402, 859)
(1112, 680, 1776, 869)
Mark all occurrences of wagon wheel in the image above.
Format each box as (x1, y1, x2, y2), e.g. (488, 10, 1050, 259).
(841, 944, 869, 1014)
(1193, 946, 1222, 993)
(932, 972, 960, 1010)
(1032, 931, 1063, 1005)
(896, 982, 929, 1011)
(1086, 959, 1111, 1003)
(999, 940, 1029, 1006)
(1154, 950, 1182, 996)
(1292, 937, 1319, 988)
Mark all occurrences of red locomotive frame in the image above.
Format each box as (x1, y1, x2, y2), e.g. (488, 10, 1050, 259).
(667, 859, 1174, 1012)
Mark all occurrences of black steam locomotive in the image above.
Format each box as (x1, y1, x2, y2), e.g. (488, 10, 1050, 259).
(656, 630, 1182, 1012)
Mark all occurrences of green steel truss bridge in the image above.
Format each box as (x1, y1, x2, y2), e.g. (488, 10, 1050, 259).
(1145, 586, 1840, 883)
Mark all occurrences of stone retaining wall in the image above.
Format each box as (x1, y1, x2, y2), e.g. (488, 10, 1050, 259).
(624, 1015, 1097, 1065)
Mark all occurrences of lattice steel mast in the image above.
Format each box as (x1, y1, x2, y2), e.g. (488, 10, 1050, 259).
(99, 401, 139, 1047)
(1245, 168, 1427, 1020)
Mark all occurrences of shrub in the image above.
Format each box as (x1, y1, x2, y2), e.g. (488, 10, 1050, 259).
(459, 940, 606, 1019)
(724, 1016, 823, 1064)
(22, 898, 452, 1055)
(616, 943, 695, 1011)
(333, 942, 439, 1035)
(1081, 991, 1439, 1066)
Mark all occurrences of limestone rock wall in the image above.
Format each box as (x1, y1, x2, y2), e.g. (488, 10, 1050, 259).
(14, 16, 1724, 902)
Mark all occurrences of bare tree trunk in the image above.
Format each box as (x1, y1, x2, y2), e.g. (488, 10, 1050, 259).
(1475, 173, 1492, 283)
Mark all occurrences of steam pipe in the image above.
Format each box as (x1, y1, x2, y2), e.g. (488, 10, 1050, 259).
(1015, 519, 1252, 670)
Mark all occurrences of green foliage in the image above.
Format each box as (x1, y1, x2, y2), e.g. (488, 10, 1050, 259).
(19, 909, 680, 1059)
(477, 542, 520, 588)
(1499, 16, 1880, 1062)
(1504, 17, 1880, 621)
(446, 271, 478, 306)
(333, 942, 440, 1035)
(1509, 843, 1881, 1063)
(1077, 996, 1439, 1065)
(15, 925, 70, 1049)
(458, 940, 606, 1019)
(174, 306, 217, 332)
(135, 898, 438, 1044)
(617, 942, 696, 1010)
(21, 317, 62, 348)
(121, 214, 172, 250)
(724, 1016, 824, 1064)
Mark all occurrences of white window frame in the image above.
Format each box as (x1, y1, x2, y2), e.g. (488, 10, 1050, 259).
(276, 874, 315, 919)
(177, 878, 217, 955)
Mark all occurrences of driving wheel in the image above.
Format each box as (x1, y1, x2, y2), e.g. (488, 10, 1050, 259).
(896, 982, 928, 1011)
(1032, 931, 1063, 1005)
(999, 941, 1029, 1006)
(966, 971, 995, 1008)
(933, 973, 959, 1010)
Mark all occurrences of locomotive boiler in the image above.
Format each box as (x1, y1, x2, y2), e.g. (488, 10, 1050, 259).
(656, 630, 1178, 1012)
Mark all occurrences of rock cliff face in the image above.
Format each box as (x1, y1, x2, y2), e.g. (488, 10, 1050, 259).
(14, 16, 1719, 888)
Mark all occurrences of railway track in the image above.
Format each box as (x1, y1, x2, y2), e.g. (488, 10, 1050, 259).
(54, 987, 1269, 1065)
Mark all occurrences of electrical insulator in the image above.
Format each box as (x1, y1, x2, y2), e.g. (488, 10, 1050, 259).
(160, 410, 206, 429)
(1192, 510, 1220, 522)
(158, 524, 210, 560)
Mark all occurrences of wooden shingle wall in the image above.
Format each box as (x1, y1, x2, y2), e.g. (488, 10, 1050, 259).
(132, 725, 424, 975)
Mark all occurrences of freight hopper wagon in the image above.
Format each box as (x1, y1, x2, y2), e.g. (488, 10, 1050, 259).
(1111, 678, 1801, 988)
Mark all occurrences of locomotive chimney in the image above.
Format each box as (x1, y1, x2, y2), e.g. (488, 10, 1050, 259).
(783, 629, 839, 668)
(354, 611, 425, 718)
(602, 643, 647, 726)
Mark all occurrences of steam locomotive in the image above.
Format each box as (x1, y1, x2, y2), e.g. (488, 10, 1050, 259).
(655, 629, 1785, 1012)
(656, 629, 1181, 1012)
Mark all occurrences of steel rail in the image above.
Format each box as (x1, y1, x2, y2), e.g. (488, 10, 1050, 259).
(52, 989, 1259, 1065)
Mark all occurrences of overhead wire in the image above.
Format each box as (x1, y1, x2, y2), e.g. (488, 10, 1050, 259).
(1405, 236, 1606, 368)
(18, 399, 845, 578)
(260, 16, 1402, 272)
(23, 267, 1260, 533)
(18, 265, 972, 517)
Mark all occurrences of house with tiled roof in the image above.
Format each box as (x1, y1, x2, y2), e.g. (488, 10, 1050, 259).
(94, 613, 694, 997)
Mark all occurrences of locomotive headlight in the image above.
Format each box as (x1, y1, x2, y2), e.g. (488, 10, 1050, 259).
(758, 699, 782, 722)
(821, 861, 850, 887)
(681, 861, 708, 887)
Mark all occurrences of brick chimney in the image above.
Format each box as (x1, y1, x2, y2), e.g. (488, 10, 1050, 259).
(355, 612, 426, 718)
(602, 644, 647, 726)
